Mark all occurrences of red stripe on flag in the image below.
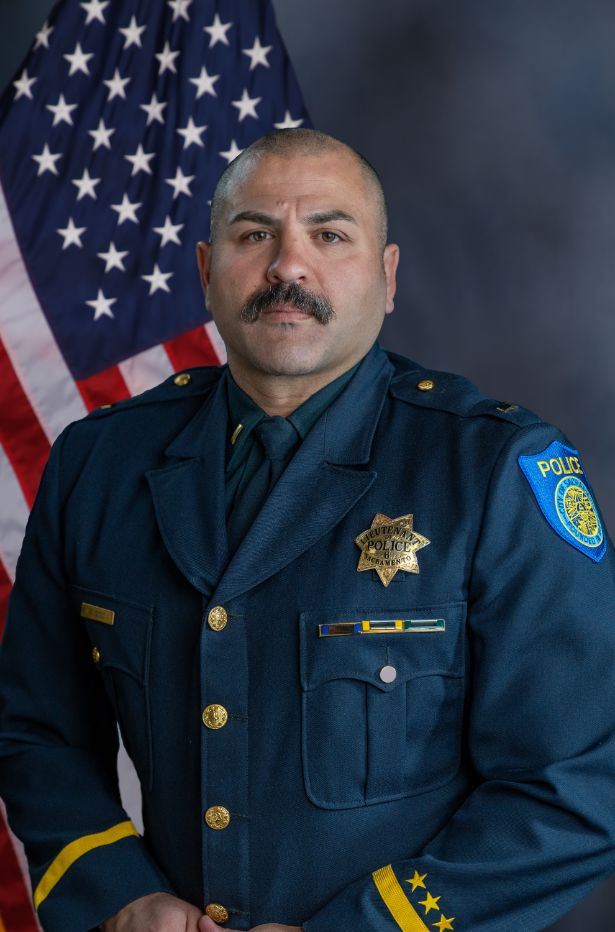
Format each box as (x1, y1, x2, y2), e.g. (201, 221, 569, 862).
(0, 808, 38, 932)
(0, 559, 12, 643)
(164, 326, 220, 371)
(0, 339, 51, 508)
(76, 365, 131, 412)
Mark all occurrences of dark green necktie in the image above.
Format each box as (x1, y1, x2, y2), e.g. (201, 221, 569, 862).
(227, 416, 299, 554)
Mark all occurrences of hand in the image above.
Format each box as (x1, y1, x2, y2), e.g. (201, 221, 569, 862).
(101, 892, 204, 930)
(199, 920, 302, 932)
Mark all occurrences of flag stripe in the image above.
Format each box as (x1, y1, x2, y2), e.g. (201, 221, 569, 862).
(76, 366, 132, 412)
(118, 344, 174, 397)
(0, 444, 30, 583)
(0, 185, 87, 442)
(0, 803, 39, 932)
(205, 321, 228, 364)
(0, 557, 13, 641)
(164, 324, 222, 372)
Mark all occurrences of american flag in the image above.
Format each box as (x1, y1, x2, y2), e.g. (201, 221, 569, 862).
(0, 0, 309, 926)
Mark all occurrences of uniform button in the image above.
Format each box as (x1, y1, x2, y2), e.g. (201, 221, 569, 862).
(205, 806, 231, 830)
(97, 403, 113, 409)
(416, 378, 434, 391)
(174, 372, 191, 387)
(208, 605, 228, 631)
(202, 704, 228, 730)
(205, 902, 229, 924)
(379, 664, 397, 683)
(92, 646, 102, 664)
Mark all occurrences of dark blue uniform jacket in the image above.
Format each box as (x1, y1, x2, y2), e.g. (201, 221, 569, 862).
(1, 345, 615, 932)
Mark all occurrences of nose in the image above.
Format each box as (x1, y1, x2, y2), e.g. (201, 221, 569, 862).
(266, 232, 308, 285)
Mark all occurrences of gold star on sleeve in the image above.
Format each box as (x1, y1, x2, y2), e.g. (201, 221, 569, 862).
(419, 892, 441, 914)
(406, 870, 427, 892)
(433, 914, 455, 931)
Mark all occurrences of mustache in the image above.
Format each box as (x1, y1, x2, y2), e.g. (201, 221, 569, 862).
(239, 282, 335, 324)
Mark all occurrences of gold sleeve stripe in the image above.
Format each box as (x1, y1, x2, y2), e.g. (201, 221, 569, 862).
(34, 820, 138, 910)
(372, 865, 430, 932)
(0, 913, 7, 932)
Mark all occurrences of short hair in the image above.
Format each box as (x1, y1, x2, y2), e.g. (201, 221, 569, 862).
(209, 128, 388, 249)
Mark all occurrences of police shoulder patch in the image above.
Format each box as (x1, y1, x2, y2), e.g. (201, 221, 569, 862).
(518, 440, 606, 562)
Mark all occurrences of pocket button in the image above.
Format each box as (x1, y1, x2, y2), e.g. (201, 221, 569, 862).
(379, 664, 397, 684)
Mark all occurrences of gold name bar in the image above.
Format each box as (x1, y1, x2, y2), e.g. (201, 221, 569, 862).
(80, 602, 115, 626)
(318, 618, 445, 638)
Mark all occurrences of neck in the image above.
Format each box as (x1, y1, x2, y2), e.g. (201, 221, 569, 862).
(227, 360, 359, 416)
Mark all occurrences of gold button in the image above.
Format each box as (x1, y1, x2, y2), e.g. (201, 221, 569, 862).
(207, 606, 228, 631)
(98, 403, 113, 409)
(416, 379, 434, 391)
(205, 902, 229, 924)
(92, 646, 101, 664)
(202, 704, 228, 730)
(205, 805, 231, 830)
(174, 372, 191, 387)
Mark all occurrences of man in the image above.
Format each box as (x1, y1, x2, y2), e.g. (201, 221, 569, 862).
(1, 128, 615, 932)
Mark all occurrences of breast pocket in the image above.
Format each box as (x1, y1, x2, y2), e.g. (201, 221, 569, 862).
(299, 603, 466, 809)
(70, 584, 154, 790)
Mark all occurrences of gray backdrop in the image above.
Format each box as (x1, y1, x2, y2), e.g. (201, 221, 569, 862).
(1, 1, 615, 929)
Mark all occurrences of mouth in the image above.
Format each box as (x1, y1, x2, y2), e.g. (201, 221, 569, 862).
(259, 303, 314, 321)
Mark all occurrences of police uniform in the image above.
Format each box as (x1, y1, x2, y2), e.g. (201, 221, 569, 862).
(1, 344, 615, 932)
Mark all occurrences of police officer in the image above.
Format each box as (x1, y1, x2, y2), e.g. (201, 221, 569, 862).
(2, 129, 615, 932)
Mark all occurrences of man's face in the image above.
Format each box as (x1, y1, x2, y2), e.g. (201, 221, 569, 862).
(197, 148, 399, 382)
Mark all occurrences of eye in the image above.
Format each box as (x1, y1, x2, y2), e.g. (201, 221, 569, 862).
(244, 230, 271, 242)
(319, 231, 341, 244)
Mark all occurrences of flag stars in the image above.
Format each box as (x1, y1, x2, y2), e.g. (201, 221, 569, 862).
(140, 92, 167, 126)
(232, 89, 261, 121)
(155, 41, 180, 75)
(13, 69, 36, 100)
(204, 13, 232, 47)
(406, 871, 427, 893)
(274, 110, 304, 129)
(72, 168, 101, 200)
(219, 139, 243, 163)
(242, 36, 272, 70)
(167, 0, 192, 22)
(86, 289, 116, 320)
(165, 167, 195, 199)
(189, 66, 219, 99)
(142, 264, 173, 295)
(46, 94, 78, 126)
(111, 194, 142, 224)
(34, 21, 53, 49)
(153, 215, 184, 246)
(119, 16, 146, 50)
(32, 144, 62, 176)
(88, 118, 115, 150)
(177, 117, 207, 149)
(97, 242, 128, 272)
(125, 144, 155, 176)
(433, 915, 455, 932)
(80, 0, 109, 25)
(104, 68, 131, 101)
(64, 42, 94, 76)
(419, 893, 441, 915)
(57, 218, 86, 249)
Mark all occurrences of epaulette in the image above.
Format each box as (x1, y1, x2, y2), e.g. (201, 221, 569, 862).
(86, 365, 223, 419)
(389, 366, 542, 429)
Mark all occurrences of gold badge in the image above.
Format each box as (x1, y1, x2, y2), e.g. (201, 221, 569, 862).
(355, 513, 430, 587)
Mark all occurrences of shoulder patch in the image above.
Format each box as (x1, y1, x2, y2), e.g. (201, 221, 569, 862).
(518, 440, 606, 562)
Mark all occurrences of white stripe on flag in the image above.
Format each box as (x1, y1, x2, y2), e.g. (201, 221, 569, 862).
(0, 443, 30, 580)
(205, 320, 227, 363)
(119, 344, 174, 397)
(0, 185, 87, 443)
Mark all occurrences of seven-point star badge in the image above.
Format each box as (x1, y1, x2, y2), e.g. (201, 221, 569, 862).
(355, 513, 430, 587)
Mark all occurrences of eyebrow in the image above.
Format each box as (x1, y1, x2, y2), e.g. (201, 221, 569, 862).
(229, 209, 358, 227)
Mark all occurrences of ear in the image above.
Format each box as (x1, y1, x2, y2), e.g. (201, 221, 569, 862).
(383, 243, 400, 315)
(195, 241, 212, 302)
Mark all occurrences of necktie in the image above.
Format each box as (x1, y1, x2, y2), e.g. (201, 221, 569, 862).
(227, 416, 299, 554)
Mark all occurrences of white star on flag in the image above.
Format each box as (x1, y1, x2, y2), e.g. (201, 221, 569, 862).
(125, 145, 155, 176)
(274, 110, 305, 129)
(72, 168, 101, 200)
(167, 0, 192, 22)
(32, 144, 62, 176)
(204, 13, 233, 48)
(111, 194, 142, 224)
(13, 70, 37, 101)
(56, 218, 86, 249)
(142, 264, 173, 295)
(46, 94, 78, 127)
(34, 21, 53, 49)
(97, 242, 129, 272)
(104, 69, 131, 101)
(63, 43, 94, 76)
(80, 0, 109, 25)
(177, 117, 207, 149)
(88, 118, 115, 150)
(153, 216, 184, 247)
(119, 16, 147, 50)
(165, 167, 195, 199)
(189, 66, 219, 99)
(155, 41, 180, 75)
(140, 93, 167, 126)
(232, 89, 261, 121)
(219, 140, 243, 163)
(242, 36, 272, 70)
(86, 289, 116, 320)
